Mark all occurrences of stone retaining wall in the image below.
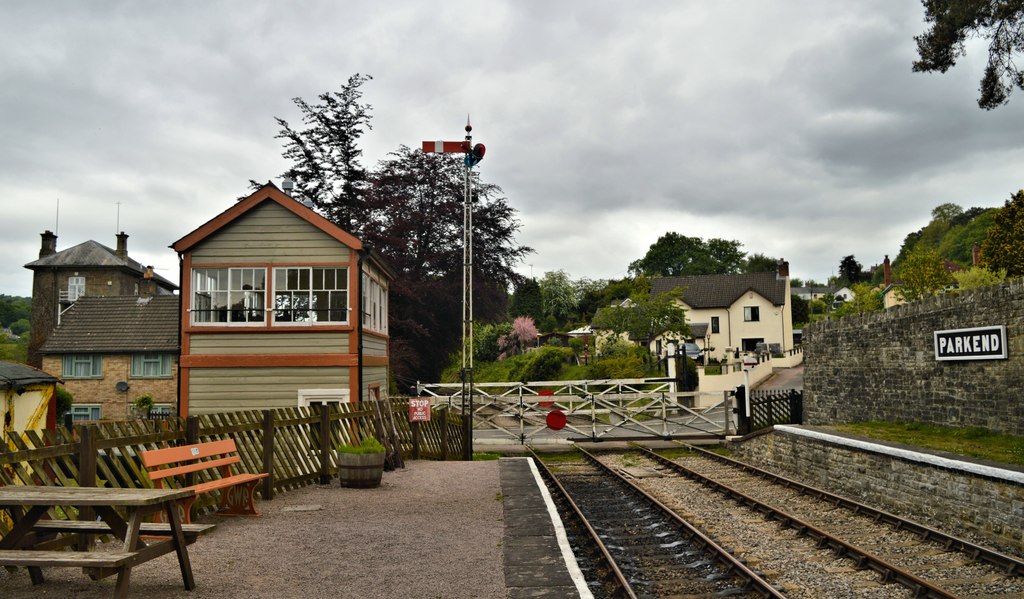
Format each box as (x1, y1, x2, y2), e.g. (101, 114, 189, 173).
(802, 279, 1024, 435)
(729, 426, 1024, 553)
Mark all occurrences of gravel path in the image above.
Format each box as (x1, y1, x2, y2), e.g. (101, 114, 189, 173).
(0, 460, 507, 599)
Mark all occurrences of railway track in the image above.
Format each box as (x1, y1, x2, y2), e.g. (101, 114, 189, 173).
(531, 448, 784, 598)
(597, 445, 1024, 598)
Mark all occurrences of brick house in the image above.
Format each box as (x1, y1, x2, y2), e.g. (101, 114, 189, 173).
(650, 260, 794, 361)
(38, 295, 179, 421)
(24, 231, 178, 368)
(171, 183, 393, 416)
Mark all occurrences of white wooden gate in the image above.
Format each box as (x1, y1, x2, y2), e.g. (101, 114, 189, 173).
(415, 378, 736, 445)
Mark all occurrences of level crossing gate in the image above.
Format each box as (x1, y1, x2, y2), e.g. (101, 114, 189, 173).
(415, 378, 737, 445)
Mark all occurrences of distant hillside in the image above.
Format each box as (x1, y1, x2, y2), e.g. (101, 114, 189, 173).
(0, 294, 31, 329)
(893, 204, 996, 270)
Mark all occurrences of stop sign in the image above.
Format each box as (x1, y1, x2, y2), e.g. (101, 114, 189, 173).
(546, 409, 566, 431)
(538, 389, 555, 409)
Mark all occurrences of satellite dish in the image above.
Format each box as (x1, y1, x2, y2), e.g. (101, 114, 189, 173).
(115, 381, 129, 393)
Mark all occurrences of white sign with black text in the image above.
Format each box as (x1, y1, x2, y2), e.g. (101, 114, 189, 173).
(934, 325, 1007, 361)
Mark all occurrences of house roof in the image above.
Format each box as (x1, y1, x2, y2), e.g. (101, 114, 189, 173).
(39, 296, 180, 354)
(0, 361, 61, 389)
(172, 182, 364, 254)
(651, 271, 788, 308)
(690, 323, 709, 338)
(24, 240, 178, 291)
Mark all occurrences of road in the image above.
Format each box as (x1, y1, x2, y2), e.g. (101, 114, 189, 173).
(754, 364, 804, 391)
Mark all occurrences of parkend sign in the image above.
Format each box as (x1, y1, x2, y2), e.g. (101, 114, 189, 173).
(934, 325, 1007, 362)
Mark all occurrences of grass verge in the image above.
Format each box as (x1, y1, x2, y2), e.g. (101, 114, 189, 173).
(834, 421, 1024, 467)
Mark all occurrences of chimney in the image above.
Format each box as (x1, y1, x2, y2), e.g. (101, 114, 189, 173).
(139, 265, 156, 297)
(39, 230, 57, 258)
(116, 232, 128, 259)
(972, 244, 981, 266)
(884, 255, 891, 286)
(776, 258, 789, 279)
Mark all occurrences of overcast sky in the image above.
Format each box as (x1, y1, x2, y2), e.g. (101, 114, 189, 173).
(3, 1, 1023, 297)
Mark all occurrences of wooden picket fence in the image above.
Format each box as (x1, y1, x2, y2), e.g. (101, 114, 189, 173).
(0, 399, 466, 538)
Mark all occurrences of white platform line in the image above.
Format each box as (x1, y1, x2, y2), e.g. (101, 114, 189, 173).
(524, 457, 594, 599)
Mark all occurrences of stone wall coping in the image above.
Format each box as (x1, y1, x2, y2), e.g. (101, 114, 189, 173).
(775, 425, 1024, 486)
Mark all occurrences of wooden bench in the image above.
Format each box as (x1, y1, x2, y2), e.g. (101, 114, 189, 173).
(140, 439, 269, 524)
(31, 519, 216, 544)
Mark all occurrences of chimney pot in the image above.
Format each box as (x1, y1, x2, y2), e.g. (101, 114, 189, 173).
(972, 244, 981, 266)
(884, 255, 891, 286)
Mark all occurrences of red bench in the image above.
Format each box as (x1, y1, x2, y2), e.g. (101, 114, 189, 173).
(141, 438, 269, 524)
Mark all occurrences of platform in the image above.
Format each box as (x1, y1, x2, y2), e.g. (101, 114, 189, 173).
(500, 457, 590, 599)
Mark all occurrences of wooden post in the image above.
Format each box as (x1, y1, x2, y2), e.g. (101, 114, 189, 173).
(184, 416, 200, 487)
(78, 425, 97, 551)
(318, 403, 331, 485)
(439, 407, 449, 461)
(262, 410, 275, 500)
(411, 421, 421, 460)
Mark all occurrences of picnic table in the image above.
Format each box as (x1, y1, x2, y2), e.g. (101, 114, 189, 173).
(0, 485, 206, 599)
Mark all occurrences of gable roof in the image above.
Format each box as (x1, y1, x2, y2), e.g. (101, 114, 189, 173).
(24, 240, 178, 291)
(651, 271, 788, 308)
(39, 295, 180, 354)
(172, 182, 363, 254)
(0, 361, 61, 389)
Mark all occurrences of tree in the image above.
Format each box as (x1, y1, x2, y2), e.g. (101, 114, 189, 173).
(509, 278, 542, 321)
(742, 253, 779, 273)
(791, 294, 810, 325)
(629, 233, 745, 277)
(273, 74, 373, 231)
(931, 202, 964, 223)
(838, 255, 866, 285)
(591, 289, 689, 347)
(538, 270, 579, 328)
(952, 265, 1008, 290)
(498, 316, 538, 359)
(913, 1, 1024, 109)
(832, 283, 883, 318)
(894, 246, 953, 302)
(362, 146, 530, 387)
(980, 189, 1024, 276)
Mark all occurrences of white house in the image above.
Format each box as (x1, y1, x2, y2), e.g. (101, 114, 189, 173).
(650, 260, 794, 362)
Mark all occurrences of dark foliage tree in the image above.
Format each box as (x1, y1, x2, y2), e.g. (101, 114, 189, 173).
(913, 0, 1024, 109)
(838, 255, 866, 285)
(273, 74, 373, 232)
(578, 277, 640, 323)
(0, 295, 31, 328)
(509, 278, 542, 321)
(790, 294, 810, 326)
(742, 253, 779, 273)
(362, 146, 530, 389)
(980, 189, 1024, 276)
(629, 232, 745, 277)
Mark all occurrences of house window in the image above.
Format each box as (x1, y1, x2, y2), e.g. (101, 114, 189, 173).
(362, 273, 387, 333)
(274, 267, 348, 324)
(131, 353, 172, 378)
(70, 405, 101, 422)
(711, 316, 720, 334)
(68, 276, 86, 301)
(744, 306, 760, 322)
(63, 354, 102, 378)
(192, 268, 266, 324)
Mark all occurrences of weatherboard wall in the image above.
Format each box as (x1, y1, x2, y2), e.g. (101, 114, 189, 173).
(187, 366, 350, 413)
(189, 200, 352, 264)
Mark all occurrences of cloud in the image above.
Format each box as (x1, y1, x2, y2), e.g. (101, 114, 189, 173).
(3, 1, 1024, 300)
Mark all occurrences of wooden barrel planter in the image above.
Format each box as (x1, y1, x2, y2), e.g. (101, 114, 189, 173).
(337, 451, 386, 488)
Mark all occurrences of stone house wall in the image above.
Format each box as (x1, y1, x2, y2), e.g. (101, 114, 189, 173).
(43, 353, 178, 420)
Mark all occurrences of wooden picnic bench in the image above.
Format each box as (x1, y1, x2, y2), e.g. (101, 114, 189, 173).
(140, 438, 269, 524)
(0, 486, 207, 599)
